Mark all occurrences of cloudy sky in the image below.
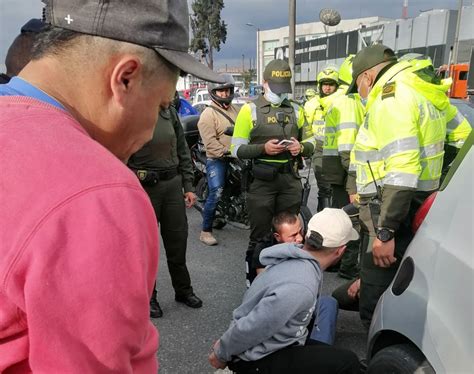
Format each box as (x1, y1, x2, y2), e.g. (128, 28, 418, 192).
(0, 0, 462, 72)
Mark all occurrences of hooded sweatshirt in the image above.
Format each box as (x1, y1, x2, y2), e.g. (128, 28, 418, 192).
(216, 243, 322, 362)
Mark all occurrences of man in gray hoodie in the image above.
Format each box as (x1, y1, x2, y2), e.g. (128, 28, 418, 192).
(209, 208, 360, 373)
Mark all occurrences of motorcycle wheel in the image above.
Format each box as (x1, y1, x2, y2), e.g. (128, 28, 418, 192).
(213, 218, 227, 230)
(193, 177, 208, 214)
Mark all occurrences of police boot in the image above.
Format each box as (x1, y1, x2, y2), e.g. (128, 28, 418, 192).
(150, 290, 163, 318)
(317, 197, 332, 212)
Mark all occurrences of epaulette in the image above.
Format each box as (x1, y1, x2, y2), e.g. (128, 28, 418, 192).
(381, 81, 396, 100)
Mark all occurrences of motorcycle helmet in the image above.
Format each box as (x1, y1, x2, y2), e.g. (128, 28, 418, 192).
(338, 55, 355, 86)
(208, 73, 235, 108)
(317, 67, 339, 97)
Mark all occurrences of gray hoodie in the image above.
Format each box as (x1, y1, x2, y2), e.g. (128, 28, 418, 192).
(216, 243, 323, 362)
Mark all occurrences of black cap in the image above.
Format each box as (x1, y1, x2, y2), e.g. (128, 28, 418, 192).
(263, 59, 292, 94)
(347, 44, 397, 94)
(42, 0, 224, 83)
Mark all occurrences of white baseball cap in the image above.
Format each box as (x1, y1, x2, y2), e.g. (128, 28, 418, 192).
(306, 208, 359, 248)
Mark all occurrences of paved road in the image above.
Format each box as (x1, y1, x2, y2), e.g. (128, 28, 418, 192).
(153, 171, 367, 373)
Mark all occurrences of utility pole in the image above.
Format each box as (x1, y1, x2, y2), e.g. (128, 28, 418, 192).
(452, 0, 464, 64)
(289, 0, 296, 97)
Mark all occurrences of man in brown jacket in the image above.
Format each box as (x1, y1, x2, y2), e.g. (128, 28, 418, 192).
(197, 74, 240, 245)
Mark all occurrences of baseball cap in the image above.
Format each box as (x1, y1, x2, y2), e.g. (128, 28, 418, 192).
(263, 59, 292, 94)
(306, 208, 359, 248)
(42, 0, 224, 83)
(347, 44, 397, 94)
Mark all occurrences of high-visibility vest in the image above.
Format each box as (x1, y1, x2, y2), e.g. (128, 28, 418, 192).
(231, 96, 314, 163)
(351, 61, 446, 196)
(322, 93, 365, 184)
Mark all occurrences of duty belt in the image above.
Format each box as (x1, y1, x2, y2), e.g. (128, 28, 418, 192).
(255, 160, 294, 174)
(131, 167, 179, 186)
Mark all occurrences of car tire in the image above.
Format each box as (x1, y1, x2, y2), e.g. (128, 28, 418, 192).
(368, 344, 435, 374)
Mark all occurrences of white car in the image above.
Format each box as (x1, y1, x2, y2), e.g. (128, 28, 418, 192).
(366, 131, 473, 373)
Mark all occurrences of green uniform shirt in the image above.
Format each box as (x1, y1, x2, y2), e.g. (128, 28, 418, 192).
(128, 108, 195, 192)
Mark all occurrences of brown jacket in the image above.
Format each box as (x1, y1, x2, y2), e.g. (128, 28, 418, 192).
(197, 102, 239, 158)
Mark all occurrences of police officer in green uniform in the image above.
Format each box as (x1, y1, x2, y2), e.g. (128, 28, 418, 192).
(348, 45, 445, 327)
(231, 59, 315, 247)
(128, 101, 202, 318)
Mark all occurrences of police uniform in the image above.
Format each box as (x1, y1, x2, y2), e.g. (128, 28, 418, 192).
(128, 107, 199, 312)
(304, 68, 342, 211)
(322, 92, 364, 279)
(349, 48, 445, 326)
(231, 59, 315, 244)
(400, 53, 472, 178)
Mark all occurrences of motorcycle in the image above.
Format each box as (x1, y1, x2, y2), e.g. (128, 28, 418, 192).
(190, 137, 250, 230)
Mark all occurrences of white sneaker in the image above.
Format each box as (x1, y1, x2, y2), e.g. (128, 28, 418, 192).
(200, 231, 218, 246)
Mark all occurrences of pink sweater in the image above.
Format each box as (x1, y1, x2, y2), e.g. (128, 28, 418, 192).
(0, 97, 159, 373)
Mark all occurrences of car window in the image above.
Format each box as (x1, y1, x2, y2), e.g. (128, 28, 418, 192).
(451, 100, 474, 126)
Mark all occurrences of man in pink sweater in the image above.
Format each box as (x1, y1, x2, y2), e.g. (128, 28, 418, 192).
(0, 1, 223, 372)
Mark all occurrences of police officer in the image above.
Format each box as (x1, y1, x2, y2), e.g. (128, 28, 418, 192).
(322, 55, 365, 280)
(128, 102, 202, 318)
(303, 88, 318, 104)
(348, 45, 446, 327)
(231, 59, 315, 248)
(198, 74, 240, 246)
(304, 67, 342, 211)
(399, 53, 472, 176)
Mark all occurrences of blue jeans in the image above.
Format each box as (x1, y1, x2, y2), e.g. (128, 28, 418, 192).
(202, 158, 227, 231)
(308, 296, 339, 345)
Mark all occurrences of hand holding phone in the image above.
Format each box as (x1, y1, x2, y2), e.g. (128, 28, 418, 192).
(278, 139, 294, 147)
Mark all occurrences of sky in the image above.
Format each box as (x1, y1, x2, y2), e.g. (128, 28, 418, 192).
(0, 0, 463, 72)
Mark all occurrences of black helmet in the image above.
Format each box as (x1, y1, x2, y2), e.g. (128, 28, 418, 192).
(208, 73, 235, 108)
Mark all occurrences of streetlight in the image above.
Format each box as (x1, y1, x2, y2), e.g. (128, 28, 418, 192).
(246, 23, 260, 83)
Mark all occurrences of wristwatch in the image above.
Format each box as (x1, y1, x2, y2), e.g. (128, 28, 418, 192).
(376, 227, 395, 242)
(299, 143, 305, 154)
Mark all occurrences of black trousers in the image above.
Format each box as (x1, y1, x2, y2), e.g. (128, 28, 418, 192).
(228, 344, 360, 374)
(331, 184, 360, 279)
(247, 173, 302, 243)
(144, 175, 193, 298)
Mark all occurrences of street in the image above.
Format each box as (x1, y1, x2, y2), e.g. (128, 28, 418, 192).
(154, 171, 367, 373)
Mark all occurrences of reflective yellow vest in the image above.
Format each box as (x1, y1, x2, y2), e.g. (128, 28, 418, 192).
(304, 91, 343, 152)
(351, 61, 446, 196)
(322, 93, 365, 184)
(231, 97, 315, 163)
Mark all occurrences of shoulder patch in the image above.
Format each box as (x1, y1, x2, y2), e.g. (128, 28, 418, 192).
(381, 82, 396, 100)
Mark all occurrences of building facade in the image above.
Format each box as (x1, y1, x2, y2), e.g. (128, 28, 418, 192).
(256, 6, 474, 97)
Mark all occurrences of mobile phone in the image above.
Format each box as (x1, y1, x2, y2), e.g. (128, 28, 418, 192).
(278, 139, 294, 146)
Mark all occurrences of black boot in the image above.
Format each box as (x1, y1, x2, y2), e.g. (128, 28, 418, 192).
(150, 287, 163, 318)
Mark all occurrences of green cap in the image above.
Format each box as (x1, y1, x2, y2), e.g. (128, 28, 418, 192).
(347, 44, 397, 93)
(263, 59, 292, 94)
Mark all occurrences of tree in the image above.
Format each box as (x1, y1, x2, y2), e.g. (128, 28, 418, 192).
(242, 68, 256, 95)
(190, 0, 227, 70)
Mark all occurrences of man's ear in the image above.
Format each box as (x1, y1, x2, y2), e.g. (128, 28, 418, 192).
(109, 56, 143, 105)
(273, 232, 281, 243)
(337, 245, 347, 258)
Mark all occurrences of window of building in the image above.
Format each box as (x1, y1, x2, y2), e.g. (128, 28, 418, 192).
(263, 40, 279, 53)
